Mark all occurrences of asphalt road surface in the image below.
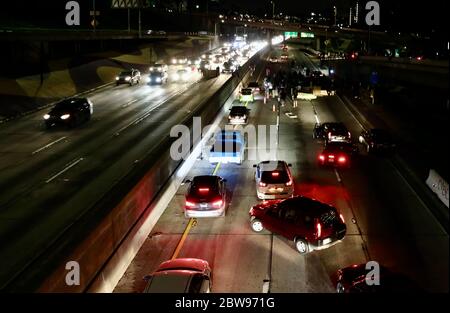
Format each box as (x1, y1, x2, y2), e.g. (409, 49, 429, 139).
(115, 46, 448, 293)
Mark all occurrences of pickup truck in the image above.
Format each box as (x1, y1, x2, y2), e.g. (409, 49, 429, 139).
(208, 131, 245, 164)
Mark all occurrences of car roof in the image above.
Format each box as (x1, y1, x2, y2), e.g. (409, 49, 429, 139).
(258, 160, 288, 171)
(156, 258, 209, 273)
(280, 196, 336, 215)
(191, 175, 221, 186)
(230, 106, 248, 111)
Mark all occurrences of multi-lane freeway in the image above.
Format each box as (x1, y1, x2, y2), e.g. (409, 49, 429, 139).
(114, 45, 448, 293)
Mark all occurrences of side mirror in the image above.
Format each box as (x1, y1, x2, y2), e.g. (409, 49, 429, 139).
(253, 164, 257, 168)
(288, 163, 292, 167)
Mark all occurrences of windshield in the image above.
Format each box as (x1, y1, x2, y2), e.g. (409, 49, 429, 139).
(261, 171, 290, 184)
(241, 89, 252, 95)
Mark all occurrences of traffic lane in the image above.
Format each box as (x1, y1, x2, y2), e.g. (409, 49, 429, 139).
(312, 95, 449, 291)
(0, 75, 232, 285)
(115, 88, 367, 292)
(0, 76, 227, 208)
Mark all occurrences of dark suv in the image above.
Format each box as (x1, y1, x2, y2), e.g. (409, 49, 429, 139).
(249, 196, 346, 254)
(313, 122, 351, 143)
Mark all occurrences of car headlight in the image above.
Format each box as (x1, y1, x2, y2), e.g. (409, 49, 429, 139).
(149, 67, 154, 71)
(115, 77, 119, 80)
(44, 114, 50, 120)
(125, 76, 131, 81)
(60, 114, 70, 120)
(172, 59, 177, 64)
(156, 77, 162, 82)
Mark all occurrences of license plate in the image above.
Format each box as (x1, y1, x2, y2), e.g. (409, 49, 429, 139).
(200, 203, 208, 208)
(323, 238, 332, 245)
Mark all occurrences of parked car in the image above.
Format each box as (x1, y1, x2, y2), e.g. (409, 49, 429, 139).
(143, 258, 212, 293)
(253, 160, 294, 199)
(44, 97, 93, 129)
(249, 196, 346, 254)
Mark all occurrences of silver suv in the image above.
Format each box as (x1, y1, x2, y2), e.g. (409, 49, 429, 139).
(254, 160, 294, 200)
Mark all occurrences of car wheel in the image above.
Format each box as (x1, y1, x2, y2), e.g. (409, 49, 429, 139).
(336, 282, 345, 293)
(250, 217, 264, 232)
(294, 237, 309, 254)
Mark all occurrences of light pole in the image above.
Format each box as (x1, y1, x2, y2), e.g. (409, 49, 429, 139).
(270, 1, 275, 19)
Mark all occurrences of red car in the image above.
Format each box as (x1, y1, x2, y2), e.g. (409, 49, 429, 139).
(318, 141, 358, 168)
(249, 196, 346, 254)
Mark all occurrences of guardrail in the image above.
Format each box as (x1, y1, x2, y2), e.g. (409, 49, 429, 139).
(1, 48, 267, 292)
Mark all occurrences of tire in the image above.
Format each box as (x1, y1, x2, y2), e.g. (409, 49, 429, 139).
(294, 237, 309, 254)
(250, 217, 264, 232)
(336, 282, 345, 293)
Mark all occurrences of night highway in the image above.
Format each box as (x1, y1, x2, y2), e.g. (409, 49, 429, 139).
(0, 0, 448, 310)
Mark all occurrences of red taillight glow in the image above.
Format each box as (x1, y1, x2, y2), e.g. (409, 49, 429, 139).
(198, 188, 209, 193)
(319, 155, 325, 161)
(340, 214, 345, 223)
(316, 222, 322, 238)
(185, 200, 196, 207)
(338, 156, 346, 163)
(285, 180, 293, 186)
(271, 172, 279, 177)
(259, 182, 267, 187)
(212, 199, 223, 207)
(328, 154, 335, 159)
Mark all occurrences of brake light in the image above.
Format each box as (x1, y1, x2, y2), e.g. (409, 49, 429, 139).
(316, 222, 322, 238)
(212, 199, 223, 207)
(340, 214, 345, 223)
(319, 154, 325, 161)
(338, 156, 346, 163)
(198, 188, 209, 193)
(271, 172, 279, 177)
(185, 200, 196, 207)
(285, 180, 293, 186)
(328, 154, 335, 159)
(259, 182, 267, 187)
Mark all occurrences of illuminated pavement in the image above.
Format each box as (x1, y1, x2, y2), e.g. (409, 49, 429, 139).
(115, 47, 448, 293)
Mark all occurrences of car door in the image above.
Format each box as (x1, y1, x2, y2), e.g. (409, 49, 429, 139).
(262, 206, 284, 234)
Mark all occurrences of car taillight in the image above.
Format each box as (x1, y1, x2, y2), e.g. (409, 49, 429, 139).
(271, 172, 279, 177)
(328, 154, 335, 159)
(338, 156, 346, 163)
(185, 200, 196, 207)
(198, 188, 209, 193)
(285, 180, 293, 186)
(340, 214, 345, 223)
(212, 199, 223, 207)
(319, 155, 325, 161)
(316, 222, 322, 238)
(259, 182, 267, 187)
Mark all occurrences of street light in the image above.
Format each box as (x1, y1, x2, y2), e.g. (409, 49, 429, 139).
(270, 1, 275, 19)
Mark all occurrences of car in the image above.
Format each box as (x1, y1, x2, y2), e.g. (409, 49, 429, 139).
(249, 196, 346, 254)
(44, 97, 93, 129)
(149, 63, 168, 72)
(253, 160, 294, 200)
(173, 69, 190, 82)
(221, 61, 236, 73)
(228, 106, 250, 125)
(187, 57, 201, 66)
(318, 141, 358, 168)
(280, 53, 289, 61)
(247, 81, 261, 93)
(269, 56, 278, 63)
(143, 258, 212, 293)
(149, 71, 168, 84)
(146, 30, 166, 36)
(239, 88, 254, 102)
(184, 175, 227, 218)
(209, 131, 245, 164)
(359, 128, 396, 154)
(115, 69, 141, 86)
(336, 264, 422, 293)
(313, 122, 351, 143)
(171, 57, 188, 65)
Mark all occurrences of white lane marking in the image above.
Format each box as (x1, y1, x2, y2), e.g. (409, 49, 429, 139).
(114, 87, 188, 136)
(45, 157, 84, 183)
(334, 168, 342, 183)
(121, 99, 138, 108)
(262, 280, 270, 293)
(32, 136, 67, 155)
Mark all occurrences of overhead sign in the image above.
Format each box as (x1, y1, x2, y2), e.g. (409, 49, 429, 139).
(300, 32, 314, 38)
(284, 32, 298, 39)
